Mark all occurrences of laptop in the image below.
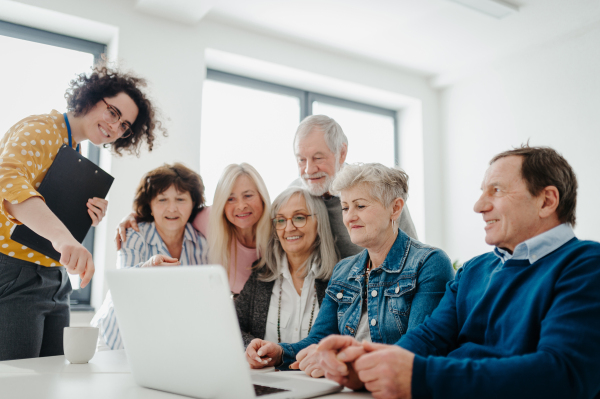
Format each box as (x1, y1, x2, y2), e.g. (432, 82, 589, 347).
(107, 266, 343, 399)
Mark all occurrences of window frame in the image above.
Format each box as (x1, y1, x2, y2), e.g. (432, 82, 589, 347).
(0, 20, 106, 310)
(206, 69, 400, 167)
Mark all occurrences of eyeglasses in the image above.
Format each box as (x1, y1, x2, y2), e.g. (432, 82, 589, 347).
(272, 214, 313, 230)
(102, 99, 133, 139)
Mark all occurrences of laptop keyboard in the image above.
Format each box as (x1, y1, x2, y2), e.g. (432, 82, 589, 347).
(253, 384, 289, 396)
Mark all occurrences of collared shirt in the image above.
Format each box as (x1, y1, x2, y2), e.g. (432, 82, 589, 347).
(494, 224, 576, 264)
(263, 258, 320, 344)
(90, 222, 208, 350)
(118, 221, 208, 267)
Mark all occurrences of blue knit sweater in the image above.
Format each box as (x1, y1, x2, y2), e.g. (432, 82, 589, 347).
(398, 237, 600, 399)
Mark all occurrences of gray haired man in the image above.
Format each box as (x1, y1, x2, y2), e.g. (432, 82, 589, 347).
(291, 115, 417, 259)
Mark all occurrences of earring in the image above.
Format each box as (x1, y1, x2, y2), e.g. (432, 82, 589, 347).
(392, 219, 396, 233)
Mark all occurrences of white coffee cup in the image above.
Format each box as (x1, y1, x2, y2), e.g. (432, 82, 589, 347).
(63, 327, 98, 364)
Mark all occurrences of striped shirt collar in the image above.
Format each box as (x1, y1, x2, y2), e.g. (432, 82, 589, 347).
(494, 223, 575, 264)
(147, 221, 200, 247)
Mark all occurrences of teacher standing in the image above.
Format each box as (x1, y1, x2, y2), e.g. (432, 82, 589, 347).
(0, 64, 165, 361)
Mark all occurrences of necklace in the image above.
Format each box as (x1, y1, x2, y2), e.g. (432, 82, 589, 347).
(277, 275, 317, 343)
(363, 259, 373, 306)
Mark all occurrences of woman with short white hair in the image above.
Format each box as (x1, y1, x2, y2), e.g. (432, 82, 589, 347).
(245, 163, 454, 376)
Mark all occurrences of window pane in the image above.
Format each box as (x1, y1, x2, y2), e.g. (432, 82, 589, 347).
(312, 102, 396, 167)
(0, 35, 94, 133)
(200, 80, 301, 204)
(0, 35, 95, 293)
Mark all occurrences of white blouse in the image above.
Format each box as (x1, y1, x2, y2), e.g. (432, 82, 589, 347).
(263, 258, 321, 343)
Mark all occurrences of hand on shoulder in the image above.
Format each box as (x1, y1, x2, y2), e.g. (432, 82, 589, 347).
(115, 212, 139, 250)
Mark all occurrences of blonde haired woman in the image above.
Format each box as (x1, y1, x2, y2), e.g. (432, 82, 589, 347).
(116, 162, 271, 293)
(203, 163, 271, 293)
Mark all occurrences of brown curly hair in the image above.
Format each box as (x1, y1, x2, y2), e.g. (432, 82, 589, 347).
(65, 63, 167, 156)
(133, 163, 205, 224)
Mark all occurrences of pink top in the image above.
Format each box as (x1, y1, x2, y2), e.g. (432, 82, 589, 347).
(192, 206, 258, 294)
(193, 206, 211, 237)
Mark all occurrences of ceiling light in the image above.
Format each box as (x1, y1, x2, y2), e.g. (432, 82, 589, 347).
(446, 0, 519, 19)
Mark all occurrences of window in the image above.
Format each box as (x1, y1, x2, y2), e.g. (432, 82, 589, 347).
(312, 96, 396, 167)
(201, 70, 397, 203)
(0, 20, 106, 310)
(200, 78, 301, 203)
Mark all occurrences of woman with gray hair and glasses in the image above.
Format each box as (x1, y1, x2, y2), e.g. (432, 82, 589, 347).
(235, 186, 339, 348)
(245, 163, 454, 378)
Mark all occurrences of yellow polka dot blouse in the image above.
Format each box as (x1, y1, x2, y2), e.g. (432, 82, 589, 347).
(0, 110, 78, 267)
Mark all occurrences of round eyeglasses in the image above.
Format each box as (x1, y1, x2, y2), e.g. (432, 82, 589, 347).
(272, 214, 314, 230)
(102, 99, 133, 139)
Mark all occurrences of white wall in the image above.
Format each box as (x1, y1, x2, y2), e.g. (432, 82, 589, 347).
(441, 24, 600, 263)
(6, 0, 441, 308)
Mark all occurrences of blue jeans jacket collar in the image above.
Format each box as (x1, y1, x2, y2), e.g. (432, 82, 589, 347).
(347, 229, 412, 280)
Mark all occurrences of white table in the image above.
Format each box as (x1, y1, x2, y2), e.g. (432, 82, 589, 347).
(0, 350, 372, 399)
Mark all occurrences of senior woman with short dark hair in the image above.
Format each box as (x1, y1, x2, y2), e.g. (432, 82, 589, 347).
(236, 186, 338, 347)
(245, 163, 454, 375)
(91, 163, 208, 350)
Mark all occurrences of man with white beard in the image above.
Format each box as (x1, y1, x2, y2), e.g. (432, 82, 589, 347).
(290, 115, 417, 259)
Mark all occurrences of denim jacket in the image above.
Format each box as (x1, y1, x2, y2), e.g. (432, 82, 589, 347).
(279, 229, 454, 369)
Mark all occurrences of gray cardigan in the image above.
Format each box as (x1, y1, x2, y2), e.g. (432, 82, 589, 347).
(235, 266, 329, 347)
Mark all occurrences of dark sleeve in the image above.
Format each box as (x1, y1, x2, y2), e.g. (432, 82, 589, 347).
(397, 264, 464, 357)
(235, 270, 258, 348)
(409, 255, 600, 399)
(315, 279, 328, 306)
(406, 248, 455, 332)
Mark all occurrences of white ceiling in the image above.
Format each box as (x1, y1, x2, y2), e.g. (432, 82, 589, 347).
(135, 0, 600, 86)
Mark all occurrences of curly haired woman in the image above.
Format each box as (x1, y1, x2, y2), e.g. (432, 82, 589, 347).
(0, 64, 165, 361)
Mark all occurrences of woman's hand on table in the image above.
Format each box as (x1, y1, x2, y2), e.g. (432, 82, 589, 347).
(290, 344, 325, 377)
(87, 197, 108, 227)
(245, 339, 283, 369)
(114, 212, 138, 250)
(141, 254, 180, 268)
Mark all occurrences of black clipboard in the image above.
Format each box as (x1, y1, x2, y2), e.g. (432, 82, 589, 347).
(10, 144, 114, 262)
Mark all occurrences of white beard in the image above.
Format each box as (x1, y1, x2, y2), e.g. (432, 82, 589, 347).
(301, 172, 335, 196)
